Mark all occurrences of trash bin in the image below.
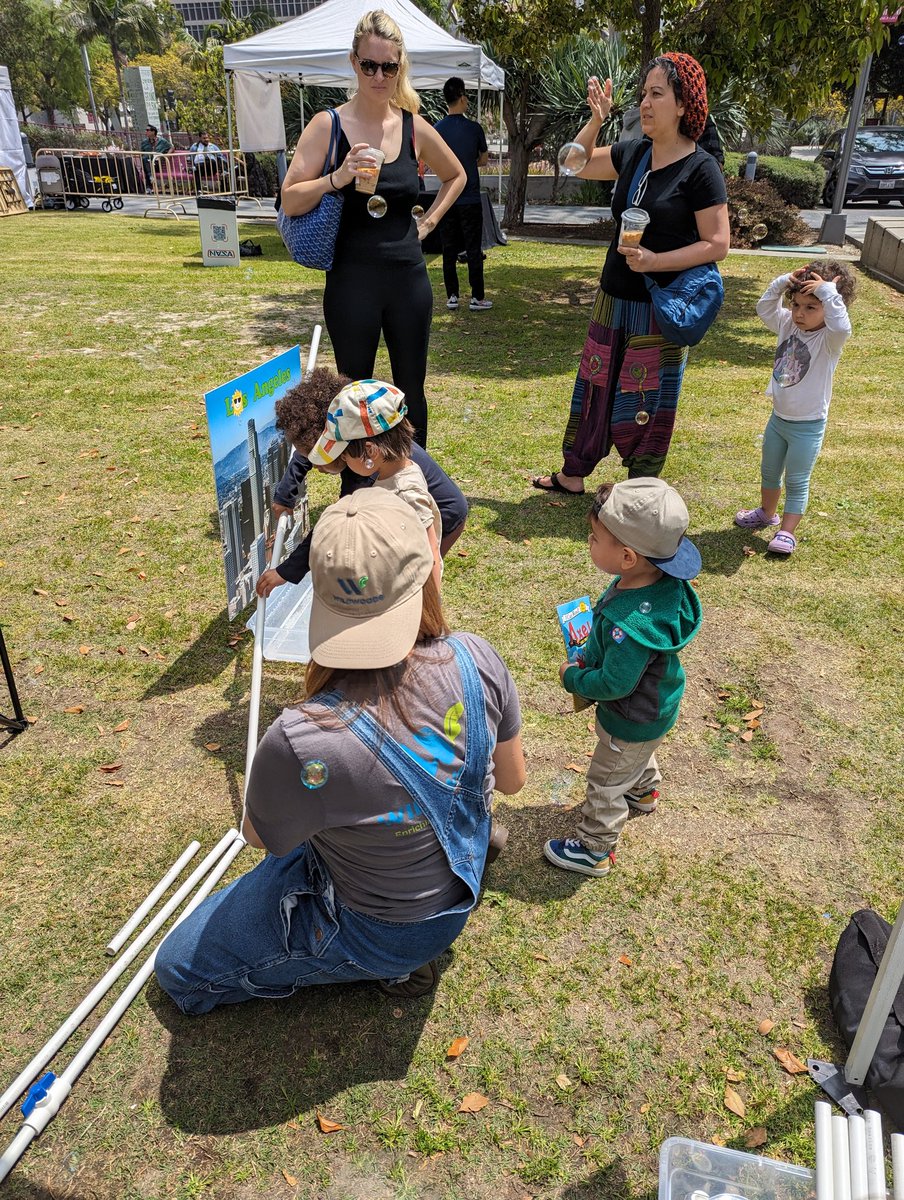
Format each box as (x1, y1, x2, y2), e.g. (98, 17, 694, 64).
(198, 196, 240, 267)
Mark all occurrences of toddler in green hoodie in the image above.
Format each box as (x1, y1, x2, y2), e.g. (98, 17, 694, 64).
(544, 478, 702, 877)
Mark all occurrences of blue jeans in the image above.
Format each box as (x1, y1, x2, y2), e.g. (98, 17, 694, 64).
(760, 411, 827, 515)
(155, 843, 468, 1015)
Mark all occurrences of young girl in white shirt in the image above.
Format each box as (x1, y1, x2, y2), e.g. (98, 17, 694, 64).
(735, 261, 855, 555)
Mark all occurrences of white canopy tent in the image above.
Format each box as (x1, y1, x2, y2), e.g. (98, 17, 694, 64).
(0, 66, 34, 208)
(222, 0, 505, 195)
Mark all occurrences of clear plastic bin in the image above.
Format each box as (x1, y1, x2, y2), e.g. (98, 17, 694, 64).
(659, 1137, 815, 1200)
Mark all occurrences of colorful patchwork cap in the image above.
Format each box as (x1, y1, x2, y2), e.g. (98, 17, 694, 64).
(309, 379, 407, 465)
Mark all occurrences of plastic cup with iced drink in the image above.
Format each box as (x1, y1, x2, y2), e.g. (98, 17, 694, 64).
(355, 147, 385, 195)
(619, 207, 650, 249)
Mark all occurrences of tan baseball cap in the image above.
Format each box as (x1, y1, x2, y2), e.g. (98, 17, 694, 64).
(597, 478, 701, 579)
(308, 489, 433, 669)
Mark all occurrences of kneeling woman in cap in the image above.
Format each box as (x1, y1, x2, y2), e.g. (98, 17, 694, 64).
(156, 490, 524, 1010)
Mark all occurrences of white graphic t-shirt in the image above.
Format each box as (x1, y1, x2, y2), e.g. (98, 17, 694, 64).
(756, 275, 852, 421)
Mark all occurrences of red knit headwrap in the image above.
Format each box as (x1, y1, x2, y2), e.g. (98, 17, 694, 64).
(661, 52, 708, 142)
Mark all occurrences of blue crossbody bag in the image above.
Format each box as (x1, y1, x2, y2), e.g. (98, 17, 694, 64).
(276, 109, 344, 271)
(622, 144, 724, 347)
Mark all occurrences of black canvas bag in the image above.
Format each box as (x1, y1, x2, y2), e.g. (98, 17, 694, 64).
(829, 909, 904, 1131)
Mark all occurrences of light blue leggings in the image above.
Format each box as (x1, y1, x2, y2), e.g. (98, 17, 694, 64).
(760, 412, 827, 515)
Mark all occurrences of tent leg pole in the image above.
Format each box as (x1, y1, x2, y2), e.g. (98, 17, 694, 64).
(225, 70, 237, 195)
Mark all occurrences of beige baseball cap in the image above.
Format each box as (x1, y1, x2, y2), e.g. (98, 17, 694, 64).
(597, 478, 701, 579)
(308, 488, 433, 669)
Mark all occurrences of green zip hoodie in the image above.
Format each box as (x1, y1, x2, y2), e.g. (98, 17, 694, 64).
(561, 574, 702, 742)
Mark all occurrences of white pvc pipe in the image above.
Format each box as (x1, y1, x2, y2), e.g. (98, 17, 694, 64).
(817, 1101, 835, 1200)
(0, 836, 246, 1184)
(834, 1114, 853, 1200)
(865, 1109, 886, 1200)
(850, 1114, 869, 1200)
(847, 903, 904, 1085)
(243, 514, 290, 805)
(305, 323, 322, 378)
(0, 828, 240, 1122)
(892, 1132, 904, 1200)
(105, 840, 201, 955)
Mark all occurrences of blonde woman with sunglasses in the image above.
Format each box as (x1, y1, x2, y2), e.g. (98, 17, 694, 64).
(281, 9, 465, 448)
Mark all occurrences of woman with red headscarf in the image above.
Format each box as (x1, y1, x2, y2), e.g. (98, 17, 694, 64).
(534, 53, 729, 491)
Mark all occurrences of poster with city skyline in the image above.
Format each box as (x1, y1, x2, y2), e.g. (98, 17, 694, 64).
(204, 346, 301, 620)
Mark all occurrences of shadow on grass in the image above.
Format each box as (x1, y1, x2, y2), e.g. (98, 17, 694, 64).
(559, 1158, 656, 1200)
(147, 960, 446, 1134)
(3, 1186, 99, 1200)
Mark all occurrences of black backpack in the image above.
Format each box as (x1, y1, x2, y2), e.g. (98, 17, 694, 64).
(829, 909, 904, 1132)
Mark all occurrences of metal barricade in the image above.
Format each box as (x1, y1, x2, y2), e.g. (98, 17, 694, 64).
(35, 149, 146, 211)
(147, 150, 252, 218)
(34, 148, 253, 217)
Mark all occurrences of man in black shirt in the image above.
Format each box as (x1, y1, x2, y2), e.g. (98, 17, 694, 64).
(434, 78, 491, 311)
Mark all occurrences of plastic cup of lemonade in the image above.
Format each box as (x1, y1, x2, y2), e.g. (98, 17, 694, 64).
(355, 147, 385, 195)
(619, 207, 650, 248)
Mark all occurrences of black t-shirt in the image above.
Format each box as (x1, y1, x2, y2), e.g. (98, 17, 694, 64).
(601, 138, 726, 303)
(434, 114, 487, 205)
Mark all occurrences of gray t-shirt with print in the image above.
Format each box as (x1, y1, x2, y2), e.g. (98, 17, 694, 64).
(245, 633, 521, 922)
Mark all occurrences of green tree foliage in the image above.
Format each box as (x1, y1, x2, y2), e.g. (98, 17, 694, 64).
(0, 0, 87, 122)
(65, 0, 172, 129)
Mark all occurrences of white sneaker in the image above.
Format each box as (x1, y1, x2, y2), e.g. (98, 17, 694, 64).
(469, 297, 492, 311)
(446, 295, 459, 309)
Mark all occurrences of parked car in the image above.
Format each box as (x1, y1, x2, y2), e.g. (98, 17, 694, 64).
(816, 126, 904, 207)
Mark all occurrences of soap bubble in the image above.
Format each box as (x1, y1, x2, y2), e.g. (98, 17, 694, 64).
(750, 222, 768, 241)
(301, 760, 328, 789)
(638, 3, 645, 11)
(635, 410, 650, 426)
(755, 432, 764, 448)
(639, 601, 652, 614)
(411, 204, 424, 219)
(736, 206, 748, 223)
(557, 142, 588, 177)
(367, 194, 388, 219)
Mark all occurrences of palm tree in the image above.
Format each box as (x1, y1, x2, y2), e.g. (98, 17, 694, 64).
(65, 0, 167, 130)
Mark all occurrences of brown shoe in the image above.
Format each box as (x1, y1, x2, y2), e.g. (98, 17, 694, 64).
(377, 960, 439, 999)
(485, 819, 509, 865)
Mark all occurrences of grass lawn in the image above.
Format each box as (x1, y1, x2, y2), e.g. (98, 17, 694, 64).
(0, 212, 902, 1200)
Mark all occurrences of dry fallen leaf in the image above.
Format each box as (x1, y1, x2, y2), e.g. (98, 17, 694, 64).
(98, 762, 123, 773)
(54, 597, 68, 607)
(456, 550, 469, 557)
(743, 709, 765, 721)
(724, 1086, 746, 1118)
(565, 762, 585, 773)
(742, 545, 756, 557)
(63, 705, 84, 714)
(618, 954, 633, 966)
(446, 1036, 469, 1059)
(62, 614, 75, 623)
(773, 1046, 808, 1074)
(739, 730, 754, 743)
(33, 587, 49, 596)
(282, 1169, 297, 1187)
(717, 689, 730, 699)
(458, 1092, 489, 1114)
(532, 952, 550, 962)
(137, 645, 151, 656)
(725, 1069, 745, 1083)
(34, 665, 44, 675)
(757, 1019, 775, 1036)
(316, 1112, 346, 1133)
(712, 1135, 726, 1147)
(747, 719, 761, 730)
(204, 742, 222, 752)
(78, 645, 92, 655)
(573, 1134, 585, 1147)
(555, 1074, 572, 1090)
(745, 1127, 768, 1148)
(412, 1099, 423, 1120)
(639, 1103, 650, 1114)
(105, 779, 125, 788)
(113, 720, 130, 733)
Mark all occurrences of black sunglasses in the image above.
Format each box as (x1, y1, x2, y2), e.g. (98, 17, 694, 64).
(355, 54, 400, 78)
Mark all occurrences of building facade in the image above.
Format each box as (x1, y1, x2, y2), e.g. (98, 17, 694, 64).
(173, 0, 323, 43)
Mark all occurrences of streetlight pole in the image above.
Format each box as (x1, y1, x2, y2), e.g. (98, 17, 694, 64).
(819, 52, 872, 245)
(79, 44, 100, 131)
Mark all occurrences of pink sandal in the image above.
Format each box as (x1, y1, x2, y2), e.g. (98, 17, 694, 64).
(735, 506, 780, 530)
(767, 531, 797, 555)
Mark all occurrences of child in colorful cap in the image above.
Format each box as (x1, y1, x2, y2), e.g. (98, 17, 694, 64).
(544, 478, 703, 878)
(310, 379, 443, 586)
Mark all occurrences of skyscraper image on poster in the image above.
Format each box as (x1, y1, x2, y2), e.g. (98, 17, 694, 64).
(204, 347, 302, 620)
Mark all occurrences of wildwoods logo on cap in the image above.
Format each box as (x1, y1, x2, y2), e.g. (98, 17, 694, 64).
(336, 575, 369, 595)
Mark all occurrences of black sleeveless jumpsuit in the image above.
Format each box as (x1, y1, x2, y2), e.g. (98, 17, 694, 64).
(323, 109, 433, 445)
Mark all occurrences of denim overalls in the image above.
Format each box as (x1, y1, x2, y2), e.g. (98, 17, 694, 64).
(156, 638, 492, 1014)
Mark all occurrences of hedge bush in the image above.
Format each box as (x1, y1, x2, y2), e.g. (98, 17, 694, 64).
(727, 152, 823, 208)
(23, 126, 113, 155)
(725, 176, 814, 248)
